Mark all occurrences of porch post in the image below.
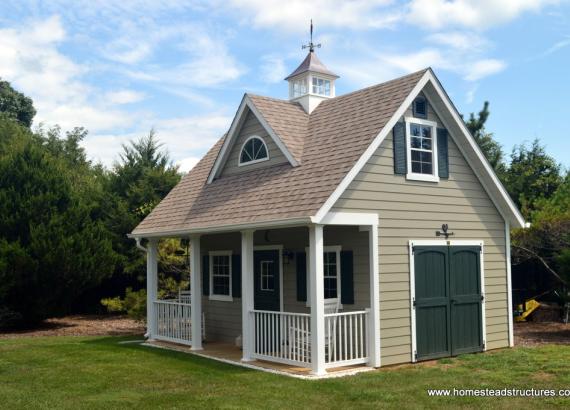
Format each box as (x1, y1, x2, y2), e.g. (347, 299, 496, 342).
(368, 223, 381, 367)
(190, 234, 203, 350)
(309, 224, 326, 375)
(146, 238, 158, 340)
(241, 229, 255, 361)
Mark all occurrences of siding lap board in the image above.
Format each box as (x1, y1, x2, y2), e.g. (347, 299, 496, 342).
(331, 96, 508, 366)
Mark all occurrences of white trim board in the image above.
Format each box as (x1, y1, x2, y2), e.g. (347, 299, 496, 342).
(207, 94, 299, 183)
(408, 239, 486, 363)
(313, 69, 525, 229)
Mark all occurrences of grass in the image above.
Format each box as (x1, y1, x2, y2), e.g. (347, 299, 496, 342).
(1, 336, 569, 409)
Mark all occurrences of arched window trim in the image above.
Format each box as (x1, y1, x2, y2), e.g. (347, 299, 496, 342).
(238, 135, 270, 166)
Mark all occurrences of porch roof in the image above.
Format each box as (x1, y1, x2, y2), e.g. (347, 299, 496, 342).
(131, 70, 427, 236)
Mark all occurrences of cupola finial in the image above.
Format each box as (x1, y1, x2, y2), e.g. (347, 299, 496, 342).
(302, 19, 321, 53)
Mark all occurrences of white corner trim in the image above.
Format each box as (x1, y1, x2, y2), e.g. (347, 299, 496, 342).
(505, 222, 514, 347)
(237, 135, 270, 167)
(408, 241, 417, 363)
(316, 212, 378, 226)
(207, 95, 299, 183)
(313, 71, 432, 222)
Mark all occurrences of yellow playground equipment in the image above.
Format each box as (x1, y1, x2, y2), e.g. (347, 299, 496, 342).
(514, 299, 541, 322)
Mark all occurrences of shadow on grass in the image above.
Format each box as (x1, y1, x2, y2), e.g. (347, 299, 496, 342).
(80, 336, 260, 377)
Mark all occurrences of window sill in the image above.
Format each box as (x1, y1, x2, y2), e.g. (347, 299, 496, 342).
(406, 173, 440, 183)
(209, 295, 233, 302)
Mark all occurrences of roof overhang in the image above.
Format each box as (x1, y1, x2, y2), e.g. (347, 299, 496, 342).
(312, 69, 526, 229)
(206, 94, 299, 184)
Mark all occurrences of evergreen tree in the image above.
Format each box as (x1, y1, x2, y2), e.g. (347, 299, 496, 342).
(464, 101, 505, 174)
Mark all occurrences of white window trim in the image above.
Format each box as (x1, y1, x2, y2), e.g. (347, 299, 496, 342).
(305, 245, 342, 307)
(209, 250, 233, 302)
(405, 116, 439, 183)
(311, 76, 331, 97)
(238, 135, 270, 167)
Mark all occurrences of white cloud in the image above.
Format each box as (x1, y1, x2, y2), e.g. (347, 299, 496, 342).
(260, 55, 287, 83)
(408, 0, 559, 30)
(105, 89, 146, 104)
(426, 32, 489, 52)
(177, 156, 201, 172)
(225, 0, 401, 32)
(0, 15, 133, 132)
(83, 113, 231, 168)
(541, 35, 570, 56)
(464, 59, 506, 81)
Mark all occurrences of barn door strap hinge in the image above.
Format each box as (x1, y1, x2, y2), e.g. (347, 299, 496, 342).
(480, 293, 485, 302)
(414, 351, 418, 360)
(412, 297, 416, 308)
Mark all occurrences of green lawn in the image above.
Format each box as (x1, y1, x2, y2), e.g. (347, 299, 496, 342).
(1, 336, 569, 409)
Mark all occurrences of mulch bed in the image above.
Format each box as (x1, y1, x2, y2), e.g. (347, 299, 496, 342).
(0, 315, 145, 339)
(514, 322, 570, 347)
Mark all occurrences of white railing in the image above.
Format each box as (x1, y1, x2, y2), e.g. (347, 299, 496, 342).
(324, 310, 369, 368)
(154, 299, 192, 345)
(251, 310, 312, 367)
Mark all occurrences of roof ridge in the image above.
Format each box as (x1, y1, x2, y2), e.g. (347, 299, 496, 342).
(321, 68, 430, 103)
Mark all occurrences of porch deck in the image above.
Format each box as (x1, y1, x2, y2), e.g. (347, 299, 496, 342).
(147, 340, 373, 379)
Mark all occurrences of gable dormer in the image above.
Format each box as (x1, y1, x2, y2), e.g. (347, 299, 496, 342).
(219, 109, 289, 177)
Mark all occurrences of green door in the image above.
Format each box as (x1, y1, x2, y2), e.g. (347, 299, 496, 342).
(253, 250, 280, 311)
(449, 246, 484, 355)
(414, 245, 483, 361)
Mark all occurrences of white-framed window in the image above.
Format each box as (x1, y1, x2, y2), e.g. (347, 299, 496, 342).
(305, 245, 342, 305)
(238, 136, 269, 166)
(405, 117, 439, 183)
(312, 76, 331, 96)
(291, 78, 308, 98)
(209, 250, 232, 301)
(260, 260, 275, 291)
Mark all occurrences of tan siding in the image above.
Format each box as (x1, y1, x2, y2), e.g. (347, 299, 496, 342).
(332, 94, 509, 366)
(221, 110, 289, 177)
(199, 226, 371, 342)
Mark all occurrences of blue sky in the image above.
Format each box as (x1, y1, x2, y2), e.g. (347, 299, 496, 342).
(1, 1, 569, 171)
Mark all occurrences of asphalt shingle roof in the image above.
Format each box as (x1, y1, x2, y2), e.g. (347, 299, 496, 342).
(132, 69, 428, 235)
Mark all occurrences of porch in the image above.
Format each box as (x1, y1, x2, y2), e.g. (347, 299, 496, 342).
(144, 213, 380, 376)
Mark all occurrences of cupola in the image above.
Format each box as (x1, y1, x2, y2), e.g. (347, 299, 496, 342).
(285, 21, 339, 114)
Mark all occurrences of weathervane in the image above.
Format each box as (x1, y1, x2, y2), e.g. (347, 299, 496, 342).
(302, 19, 321, 52)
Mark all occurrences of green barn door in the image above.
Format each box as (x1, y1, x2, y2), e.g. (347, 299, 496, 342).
(414, 245, 483, 361)
(414, 246, 451, 361)
(449, 246, 484, 355)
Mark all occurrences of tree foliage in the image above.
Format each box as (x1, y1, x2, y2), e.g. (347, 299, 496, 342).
(503, 140, 562, 219)
(0, 117, 116, 326)
(464, 101, 505, 173)
(0, 79, 36, 127)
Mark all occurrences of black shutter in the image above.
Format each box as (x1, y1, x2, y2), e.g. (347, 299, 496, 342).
(393, 121, 407, 175)
(232, 254, 241, 298)
(437, 128, 449, 179)
(296, 252, 307, 302)
(340, 250, 354, 305)
(202, 255, 209, 296)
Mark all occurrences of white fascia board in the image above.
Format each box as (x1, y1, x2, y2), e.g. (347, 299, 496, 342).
(313, 69, 526, 229)
(128, 216, 312, 239)
(315, 212, 378, 226)
(207, 96, 248, 184)
(206, 95, 299, 184)
(424, 73, 526, 229)
(312, 70, 432, 222)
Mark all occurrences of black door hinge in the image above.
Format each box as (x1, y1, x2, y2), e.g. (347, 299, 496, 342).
(412, 297, 416, 308)
(414, 351, 418, 360)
